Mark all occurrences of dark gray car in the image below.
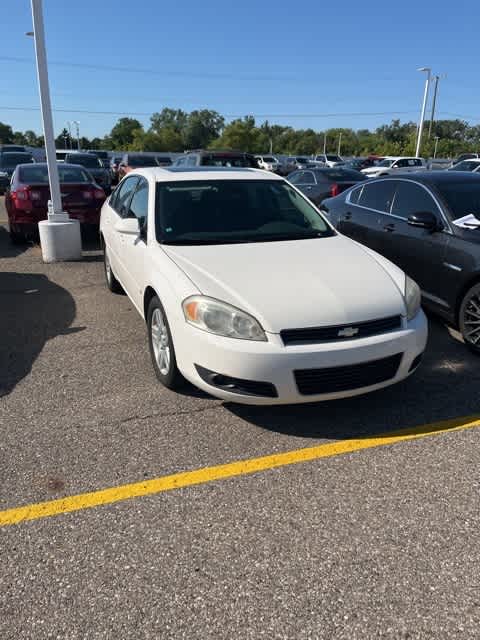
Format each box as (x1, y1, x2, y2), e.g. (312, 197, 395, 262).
(288, 167, 367, 206)
(0, 152, 34, 193)
(65, 153, 112, 193)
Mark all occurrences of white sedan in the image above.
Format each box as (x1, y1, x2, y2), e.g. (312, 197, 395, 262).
(100, 167, 427, 405)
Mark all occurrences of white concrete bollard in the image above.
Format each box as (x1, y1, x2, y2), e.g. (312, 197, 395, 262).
(38, 215, 82, 263)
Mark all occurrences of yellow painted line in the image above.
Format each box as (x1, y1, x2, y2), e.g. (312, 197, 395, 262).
(1, 414, 479, 528)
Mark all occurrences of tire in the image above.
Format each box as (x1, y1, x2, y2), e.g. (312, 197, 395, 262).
(103, 243, 123, 293)
(9, 225, 26, 245)
(147, 296, 184, 390)
(459, 283, 480, 354)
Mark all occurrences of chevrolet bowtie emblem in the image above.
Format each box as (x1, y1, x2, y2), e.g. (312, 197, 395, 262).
(338, 326, 359, 338)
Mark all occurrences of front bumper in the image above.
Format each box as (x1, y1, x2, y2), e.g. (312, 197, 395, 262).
(173, 311, 428, 405)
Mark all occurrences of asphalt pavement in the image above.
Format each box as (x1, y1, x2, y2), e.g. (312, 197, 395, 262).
(1, 197, 480, 639)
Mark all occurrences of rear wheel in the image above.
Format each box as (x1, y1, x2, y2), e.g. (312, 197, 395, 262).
(459, 283, 480, 354)
(9, 225, 26, 245)
(147, 296, 184, 390)
(103, 243, 122, 293)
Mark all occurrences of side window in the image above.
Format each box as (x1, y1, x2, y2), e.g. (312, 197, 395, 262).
(112, 176, 139, 217)
(395, 159, 408, 168)
(128, 178, 149, 228)
(358, 181, 396, 212)
(175, 156, 187, 166)
(349, 185, 364, 204)
(186, 155, 197, 167)
(414, 159, 423, 167)
(303, 171, 316, 184)
(288, 171, 300, 184)
(391, 181, 439, 219)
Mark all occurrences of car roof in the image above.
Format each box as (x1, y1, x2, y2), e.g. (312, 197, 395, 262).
(455, 158, 480, 163)
(128, 167, 284, 182)
(375, 171, 480, 185)
(17, 162, 92, 170)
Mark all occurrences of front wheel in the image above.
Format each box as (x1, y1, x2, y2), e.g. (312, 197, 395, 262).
(103, 244, 123, 293)
(459, 283, 480, 354)
(147, 296, 184, 390)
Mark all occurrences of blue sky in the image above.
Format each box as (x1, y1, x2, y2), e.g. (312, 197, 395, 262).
(0, 0, 478, 139)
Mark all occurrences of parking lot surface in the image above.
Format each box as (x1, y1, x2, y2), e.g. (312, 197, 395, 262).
(1, 196, 480, 639)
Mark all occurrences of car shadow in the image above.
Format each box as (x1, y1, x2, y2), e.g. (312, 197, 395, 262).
(224, 318, 480, 439)
(0, 272, 80, 397)
(0, 226, 33, 258)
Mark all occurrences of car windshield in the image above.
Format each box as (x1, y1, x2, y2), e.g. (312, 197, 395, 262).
(128, 156, 159, 168)
(296, 157, 309, 163)
(155, 179, 334, 245)
(377, 159, 394, 167)
(451, 161, 480, 172)
(263, 156, 275, 162)
(438, 181, 480, 220)
(66, 155, 102, 168)
(202, 155, 256, 168)
(19, 165, 91, 184)
(321, 169, 365, 180)
(0, 153, 33, 167)
(326, 155, 341, 161)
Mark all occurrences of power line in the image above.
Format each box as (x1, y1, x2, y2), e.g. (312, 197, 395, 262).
(0, 104, 418, 118)
(0, 56, 297, 82)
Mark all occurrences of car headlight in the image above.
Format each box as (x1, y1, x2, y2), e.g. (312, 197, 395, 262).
(183, 296, 267, 341)
(405, 276, 421, 320)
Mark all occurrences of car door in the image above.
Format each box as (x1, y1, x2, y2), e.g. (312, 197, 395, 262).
(294, 170, 317, 201)
(120, 177, 150, 310)
(377, 179, 449, 304)
(104, 175, 139, 285)
(338, 179, 396, 251)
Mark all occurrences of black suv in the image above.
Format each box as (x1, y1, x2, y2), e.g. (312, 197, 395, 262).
(65, 153, 112, 193)
(173, 150, 258, 169)
(322, 172, 480, 353)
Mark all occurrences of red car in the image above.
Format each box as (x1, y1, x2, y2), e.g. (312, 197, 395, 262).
(5, 162, 106, 243)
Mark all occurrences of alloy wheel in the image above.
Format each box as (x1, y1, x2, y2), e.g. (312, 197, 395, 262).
(463, 290, 480, 347)
(151, 308, 171, 375)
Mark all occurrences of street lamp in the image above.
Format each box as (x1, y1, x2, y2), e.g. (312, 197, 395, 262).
(337, 132, 342, 157)
(66, 121, 73, 149)
(73, 120, 80, 150)
(29, 0, 81, 262)
(428, 75, 440, 139)
(434, 136, 440, 159)
(415, 67, 431, 158)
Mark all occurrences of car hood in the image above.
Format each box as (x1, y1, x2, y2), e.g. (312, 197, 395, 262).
(162, 236, 407, 333)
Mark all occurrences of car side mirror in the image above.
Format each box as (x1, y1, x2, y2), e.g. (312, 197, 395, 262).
(408, 211, 441, 232)
(114, 217, 140, 235)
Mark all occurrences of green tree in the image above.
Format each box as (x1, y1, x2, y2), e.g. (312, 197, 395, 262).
(150, 108, 188, 136)
(210, 116, 259, 152)
(109, 118, 144, 149)
(0, 122, 14, 144)
(183, 109, 224, 149)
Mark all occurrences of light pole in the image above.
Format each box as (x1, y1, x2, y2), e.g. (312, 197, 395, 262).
(73, 120, 80, 150)
(434, 136, 440, 159)
(337, 132, 342, 157)
(415, 67, 431, 158)
(66, 121, 73, 149)
(428, 75, 440, 139)
(323, 132, 327, 156)
(29, 0, 81, 262)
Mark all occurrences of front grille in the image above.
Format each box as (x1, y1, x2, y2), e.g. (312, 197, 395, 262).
(281, 315, 402, 345)
(294, 353, 403, 395)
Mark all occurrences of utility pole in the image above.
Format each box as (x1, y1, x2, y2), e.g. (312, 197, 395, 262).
(428, 75, 440, 139)
(66, 121, 73, 149)
(337, 132, 342, 157)
(434, 136, 440, 159)
(323, 132, 326, 156)
(415, 67, 431, 158)
(29, 0, 81, 262)
(73, 120, 80, 150)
